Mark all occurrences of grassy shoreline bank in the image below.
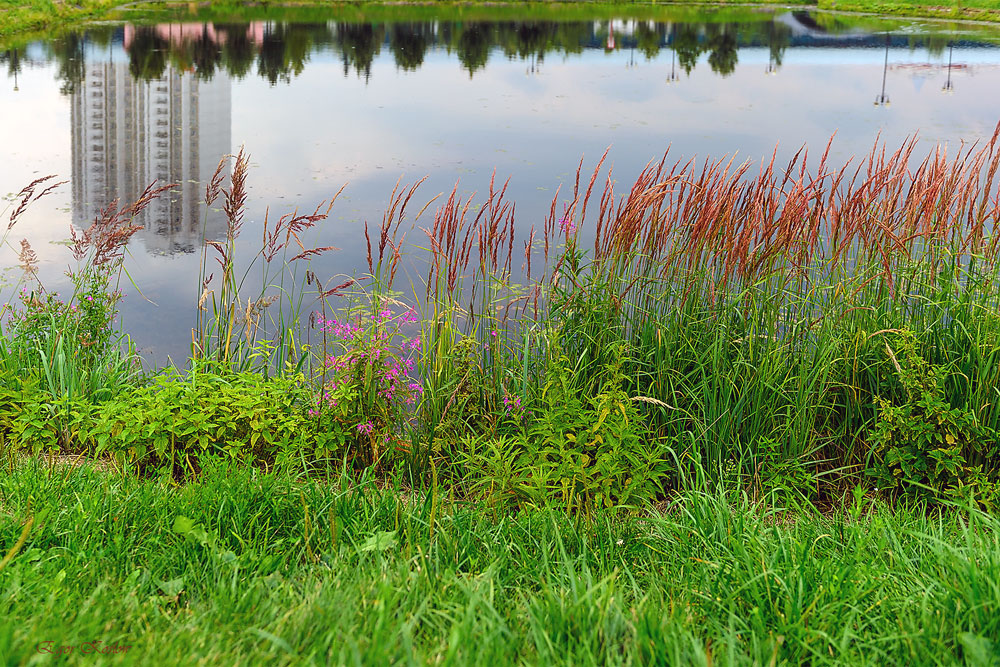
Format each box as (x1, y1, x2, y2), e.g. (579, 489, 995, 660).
(2, 0, 1000, 43)
(5, 129, 1000, 506)
(2, 84, 1000, 664)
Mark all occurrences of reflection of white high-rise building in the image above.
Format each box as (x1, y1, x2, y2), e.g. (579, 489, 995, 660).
(71, 61, 231, 255)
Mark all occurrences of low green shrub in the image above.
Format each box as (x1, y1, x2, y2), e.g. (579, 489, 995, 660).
(870, 330, 1000, 506)
(1, 286, 142, 400)
(460, 346, 673, 514)
(754, 436, 819, 504)
(9, 369, 360, 476)
(1, 188, 144, 401)
(312, 307, 423, 467)
(422, 332, 497, 445)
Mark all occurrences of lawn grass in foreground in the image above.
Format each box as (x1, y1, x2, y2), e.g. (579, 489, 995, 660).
(1, 459, 998, 665)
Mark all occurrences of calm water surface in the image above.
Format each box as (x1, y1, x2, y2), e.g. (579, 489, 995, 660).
(2, 9, 1000, 361)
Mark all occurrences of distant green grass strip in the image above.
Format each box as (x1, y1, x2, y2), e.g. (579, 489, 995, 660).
(819, 0, 1000, 21)
(0, 0, 120, 39)
(3, 0, 1000, 43)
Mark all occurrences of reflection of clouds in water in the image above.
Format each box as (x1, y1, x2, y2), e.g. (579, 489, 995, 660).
(235, 49, 1000, 206)
(0, 67, 72, 258)
(3, 17, 1000, 361)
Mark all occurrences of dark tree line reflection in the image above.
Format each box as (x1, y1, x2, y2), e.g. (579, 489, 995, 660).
(3, 17, 966, 90)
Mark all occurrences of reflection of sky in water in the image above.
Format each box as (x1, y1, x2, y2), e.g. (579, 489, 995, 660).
(2, 17, 1000, 362)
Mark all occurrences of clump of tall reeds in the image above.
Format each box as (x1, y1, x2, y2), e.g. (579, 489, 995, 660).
(0, 176, 160, 401)
(193, 148, 344, 371)
(364, 123, 1000, 498)
(8, 125, 1000, 502)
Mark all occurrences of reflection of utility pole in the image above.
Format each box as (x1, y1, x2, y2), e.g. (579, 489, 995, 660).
(627, 45, 636, 69)
(766, 22, 777, 76)
(10, 49, 19, 91)
(942, 42, 955, 94)
(874, 33, 891, 107)
(526, 52, 539, 75)
(666, 48, 679, 84)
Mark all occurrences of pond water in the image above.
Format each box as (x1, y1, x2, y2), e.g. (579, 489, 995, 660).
(2, 7, 1000, 362)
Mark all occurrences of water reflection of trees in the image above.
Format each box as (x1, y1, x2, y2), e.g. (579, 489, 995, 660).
(1, 49, 22, 80)
(706, 24, 739, 77)
(673, 24, 702, 75)
(217, 23, 256, 78)
(451, 22, 491, 76)
(767, 20, 789, 70)
(339, 23, 384, 81)
(192, 25, 222, 81)
(635, 22, 667, 60)
(391, 23, 433, 70)
(22, 17, 965, 90)
(128, 27, 169, 81)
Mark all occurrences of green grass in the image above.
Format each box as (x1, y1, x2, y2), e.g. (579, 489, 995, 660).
(819, 0, 1000, 22)
(1, 459, 998, 665)
(0, 0, 121, 40)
